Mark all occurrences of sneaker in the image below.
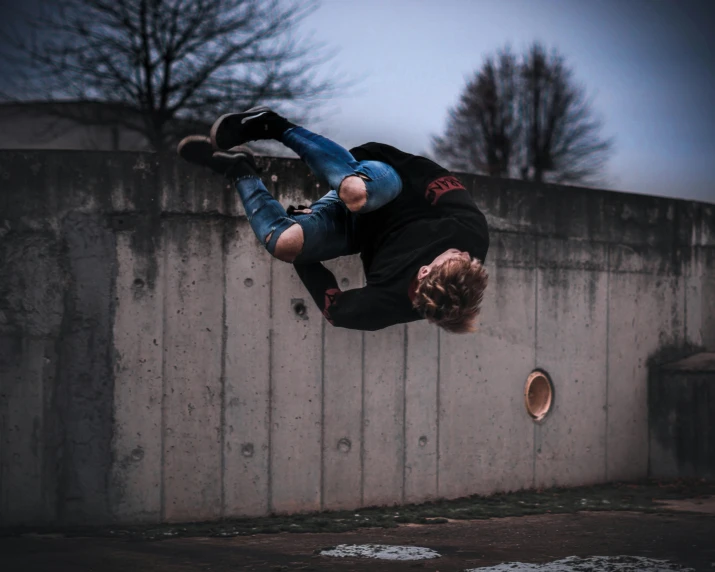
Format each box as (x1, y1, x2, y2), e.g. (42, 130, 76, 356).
(177, 135, 259, 177)
(210, 106, 294, 150)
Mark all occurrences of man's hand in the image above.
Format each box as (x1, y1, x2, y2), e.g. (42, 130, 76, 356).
(287, 204, 312, 216)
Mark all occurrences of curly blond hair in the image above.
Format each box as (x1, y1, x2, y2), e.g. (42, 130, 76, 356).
(412, 256, 488, 334)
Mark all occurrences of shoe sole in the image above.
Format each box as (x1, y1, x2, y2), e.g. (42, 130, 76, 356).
(177, 135, 214, 165)
(210, 106, 272, 150)
(178, 135, 256, 173)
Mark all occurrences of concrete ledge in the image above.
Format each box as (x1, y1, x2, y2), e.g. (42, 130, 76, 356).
(661, 352, 715, 371)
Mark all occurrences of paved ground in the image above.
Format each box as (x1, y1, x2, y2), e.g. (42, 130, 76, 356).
(3, 510, 714, 572)
(3, 481, 714, 571)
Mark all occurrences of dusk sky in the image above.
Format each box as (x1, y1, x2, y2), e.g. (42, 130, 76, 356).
(0, 0, 712, 203)
(297, 0, 715, 203)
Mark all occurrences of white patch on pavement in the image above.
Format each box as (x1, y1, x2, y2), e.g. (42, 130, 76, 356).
(465, 555, 694, 571)
(320, 544, 441, 560)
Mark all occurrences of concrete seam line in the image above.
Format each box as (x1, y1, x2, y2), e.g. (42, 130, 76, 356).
(605, 244, 611, 481)
(401, 324, 407, 505)
(219, 220, 228, 517)
(360, 329, 365, 507)
(159, 220, 168, 522)
(436, 327, 441, 498)
(267, 256, 274, 514)
(533, 237, 539, 490)
(320, 318, 325, 512)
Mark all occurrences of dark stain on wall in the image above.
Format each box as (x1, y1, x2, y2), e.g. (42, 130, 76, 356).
(53, 212, 117, 524)
(648, 349, 715, 478)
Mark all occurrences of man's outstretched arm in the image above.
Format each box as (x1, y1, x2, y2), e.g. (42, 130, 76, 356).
(293, 262, 398, 331)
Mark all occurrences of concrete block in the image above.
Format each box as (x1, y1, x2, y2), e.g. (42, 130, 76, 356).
(684, 245, 715, 350)
(223, 219, 272, 517)
(162, 219, 224, 521)
(57, 212, 116, 525)
(0, 234, 65, 338)
(610, 243, 682, 276)
(404, 320, 438, 504)
(321, 256, 365, 511)
(164, 162, 234, 216)
(685, 275, 704, 348)
(439, 265, 536, 499)
(703, 274, 715, 351)
(471, 175, 686, 249)
(269, 262, 322, 514)
(0, 337, 47, 525)
(649, 353, 715, 478)
(363, 324, 405, 507)
(607, 271, 685, 481)
(694, 202, 715, 246)
(537, 238, 609, 272)
(535, 267, 608, 487)
(108, 154, 159, 213)
(602, 194, 682, 249)
(697, 247, 715, 351)
(487, 231, 536, 268)
(0, 151, 114, 224)
(110, 233, 164, 523)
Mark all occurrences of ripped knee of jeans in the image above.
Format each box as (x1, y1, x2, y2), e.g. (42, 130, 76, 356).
(338, 175, 368, 213)
(264, 218, 296, 258)
(353, 172, 402, 214)
(266, 220, 309, 263)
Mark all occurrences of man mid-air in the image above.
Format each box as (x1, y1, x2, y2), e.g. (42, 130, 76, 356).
(177, 106, 489, 333)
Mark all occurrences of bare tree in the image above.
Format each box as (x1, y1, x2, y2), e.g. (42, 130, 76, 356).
(519, 43, 612, 184)
(433, 42, 613, 186)
(433, 48, 520, 178)
(1, 0, 341, 152)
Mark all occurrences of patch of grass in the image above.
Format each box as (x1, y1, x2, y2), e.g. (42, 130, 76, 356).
(3, 478, 712, 541)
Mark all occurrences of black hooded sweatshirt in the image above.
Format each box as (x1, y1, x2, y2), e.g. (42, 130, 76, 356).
(293, 142, 489, 331)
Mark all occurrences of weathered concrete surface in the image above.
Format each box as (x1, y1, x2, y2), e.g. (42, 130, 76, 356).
(269, 261, 323, 513)
(162, 219, 225, 522)
(110, 231, 164, 523)
(222, 218, 272, 518)
(534, 238, 609, 488)
(608, 251, 686, 482)
(321, 257, 365, 510)
(2, 511, 714, 572)
(363, 324, 406, 506)
(649, 353, 715, 479)
(448, 233, 535, 497)
(404, 319, 439, 503)
(1, 149, 713, 527)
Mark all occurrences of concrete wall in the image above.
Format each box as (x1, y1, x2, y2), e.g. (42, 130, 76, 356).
(0, 150, 713, 527)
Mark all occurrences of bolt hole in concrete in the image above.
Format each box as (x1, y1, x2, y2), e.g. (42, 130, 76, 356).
(465, 556, 694, 571)
(320, 544, 440, 561)
(291, 298, 307, 318)
(243, 277, 253, 287)
(525, 369, 554, 422)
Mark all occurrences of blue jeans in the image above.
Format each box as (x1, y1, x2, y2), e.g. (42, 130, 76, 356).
(234, 126, 402, 263)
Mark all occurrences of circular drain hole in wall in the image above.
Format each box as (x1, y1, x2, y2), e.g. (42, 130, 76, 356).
(525, 370, 554, 422)
(320, 544, 440, 561)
